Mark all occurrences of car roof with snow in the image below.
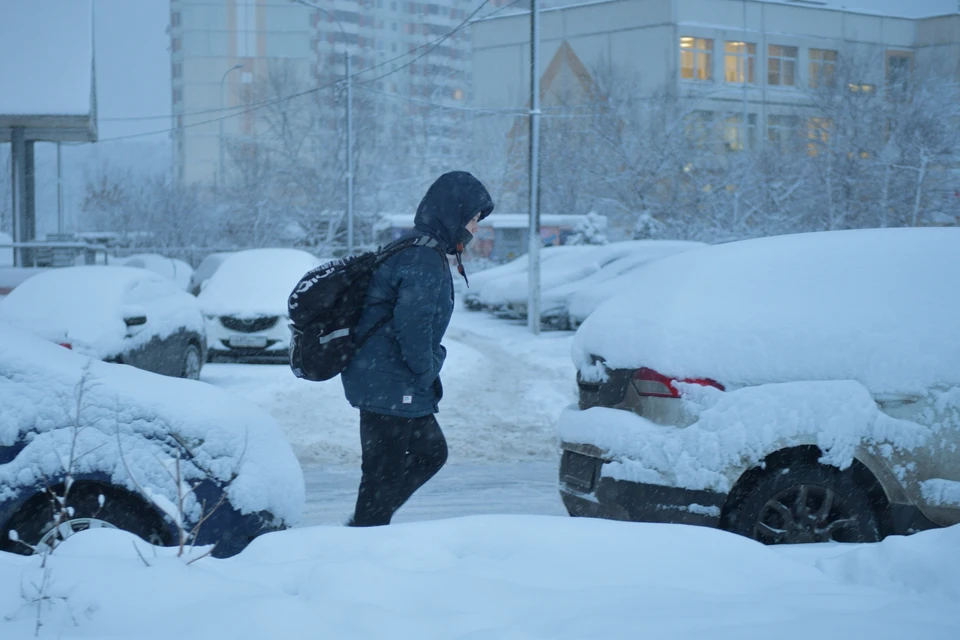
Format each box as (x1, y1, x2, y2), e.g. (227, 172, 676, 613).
(198, 248, 323, 318)
(0, 320, 303, 525)
(0, 265, 202, 357)
(573, 228, 960, 395)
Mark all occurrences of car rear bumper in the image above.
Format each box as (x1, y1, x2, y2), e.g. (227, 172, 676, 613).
(559, 449, 726, 528)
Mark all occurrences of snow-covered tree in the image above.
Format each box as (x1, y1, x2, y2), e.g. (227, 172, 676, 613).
(567, 211, 608, 245)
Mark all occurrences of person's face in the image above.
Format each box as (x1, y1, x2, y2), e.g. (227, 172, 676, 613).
(466, 213, 481, 236)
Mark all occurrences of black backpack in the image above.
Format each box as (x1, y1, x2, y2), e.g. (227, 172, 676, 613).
(287, 235, 442, 381)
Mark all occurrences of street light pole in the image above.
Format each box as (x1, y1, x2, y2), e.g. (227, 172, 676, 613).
(219, 63, 244, 189)
(527, 0, 542, 335)
(292, 0, 354, 254)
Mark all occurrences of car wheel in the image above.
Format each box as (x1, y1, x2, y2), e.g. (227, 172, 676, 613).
(727, 464, 880, 545)
(0, 483, 171, 556)
(183, 343, 203, 380)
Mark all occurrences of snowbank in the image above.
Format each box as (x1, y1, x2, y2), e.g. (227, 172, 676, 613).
(573, 228, 960, 396)
(0, 266, 204, 361)
(0, 516, 956, 639)
(120, 253, 194, 291)
(198, 248, 322, 318)
(558, 380, 935, 493)
(0, 322, 304, 525)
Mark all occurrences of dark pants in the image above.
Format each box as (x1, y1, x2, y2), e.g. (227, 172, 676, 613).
(351, 410, 448, 527)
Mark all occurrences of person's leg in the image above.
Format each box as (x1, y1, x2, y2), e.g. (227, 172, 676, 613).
(391, 414, 448, 514)
(350, 411, 414, 527)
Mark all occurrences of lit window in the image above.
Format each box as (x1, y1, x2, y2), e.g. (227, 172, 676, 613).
(452, 88, 464, 100)
(809, 48, 837, 88)
(768, 45, 798, 86)
(767, 114, 799, 152)
(807, 117, 832, 156)
(724, 42, 756, 84)
(847, 83, 876, 94)
(723, 113, 757, 151)
(680, 37, 713, 81)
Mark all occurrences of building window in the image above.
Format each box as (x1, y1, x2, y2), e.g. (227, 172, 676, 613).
(172, 88, 183, 104)
(684, 110, 715, 148)
(172, 37, 181, 53)
(724, 42, 756, 84)
(767, 114, 799, 151)
(171, 63, 182, 79)
(886, 50, 913, 97)
(809, 48, 837, 88)
(847, 83, 876, 94)
(807, 117, 832, 155)
(723, 113, 756, 151)
(768, 45, 798, 86)
(170, 12, 181, 28)
(452, 88, 464, 100)
(680, 37, 713, 81)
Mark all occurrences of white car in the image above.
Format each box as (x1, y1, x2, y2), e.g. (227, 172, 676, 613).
(0, 265, 206, 379)
(0, 321, 303, 558)
(475, 245, 596, 314)
(512, 240, 704, 329)
(120, 253, 194, 291)
(199, 248, 324, 363)
(558, 228, 960, 545)
(189, 251, 235, 296)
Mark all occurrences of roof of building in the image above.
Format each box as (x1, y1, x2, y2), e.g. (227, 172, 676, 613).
(477, 0, 959, 22)
(0, 0, 97, 142)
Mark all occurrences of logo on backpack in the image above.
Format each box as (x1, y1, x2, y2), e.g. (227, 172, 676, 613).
(287, 236, 442, 382)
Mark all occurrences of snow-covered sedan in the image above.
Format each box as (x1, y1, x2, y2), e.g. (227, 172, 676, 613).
(199, 248, 323, 363)
(559, 228, 960, 544)
(0, 321, 304, 557)
(0, 265, 206, 379)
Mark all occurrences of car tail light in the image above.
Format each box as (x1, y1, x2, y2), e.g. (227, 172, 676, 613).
(58, 342, 73, 350)
(633, 367, 724, 398)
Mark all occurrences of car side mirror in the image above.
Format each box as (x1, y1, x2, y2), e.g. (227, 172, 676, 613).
(124, 316, 147, 327)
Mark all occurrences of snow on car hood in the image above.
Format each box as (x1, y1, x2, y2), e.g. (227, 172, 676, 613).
(198, 248, 323, 318)
(0, 321, 304, 525)
(0, 266, 204, 361)
(573, 228, 960, 396)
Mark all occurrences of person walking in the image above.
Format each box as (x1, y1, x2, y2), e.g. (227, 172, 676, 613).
(340, 171, 494, 526)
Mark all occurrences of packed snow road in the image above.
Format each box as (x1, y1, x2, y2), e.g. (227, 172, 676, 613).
(201, 303, 577, 524)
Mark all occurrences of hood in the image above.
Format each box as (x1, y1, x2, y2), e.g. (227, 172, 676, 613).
(414, 171, 495, 254)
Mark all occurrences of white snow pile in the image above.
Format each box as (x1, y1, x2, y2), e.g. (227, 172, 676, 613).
(0, 321, 304, 525)
(120, 253, 194, 291)
(558, 379, 940, 493)
(198, 248, 323, 318)
(1, 516, 957, 639)
(573, 228, 960, 396)
(0, 266, 204, 361)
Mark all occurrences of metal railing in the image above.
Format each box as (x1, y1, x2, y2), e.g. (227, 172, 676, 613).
(0, 242, 110, 268)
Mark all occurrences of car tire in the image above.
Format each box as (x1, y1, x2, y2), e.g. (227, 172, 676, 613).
(726, 463, 880, 545)
(0, 483, 171, 556)
(182, 343, 203, 380)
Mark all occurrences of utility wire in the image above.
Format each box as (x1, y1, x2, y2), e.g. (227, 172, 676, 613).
(98, 0, 523, 125)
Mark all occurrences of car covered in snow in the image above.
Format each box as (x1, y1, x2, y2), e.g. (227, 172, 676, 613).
(0, 321, 304, 557)
(198, 248, 324, 363)
(119, 252, 194, 291)
(558, 228, 960, 544)
(463, 245, 587, 312)
(188, 251, 234, 296)
(511, 240, 704, 329)
(0, 265, 207, 379)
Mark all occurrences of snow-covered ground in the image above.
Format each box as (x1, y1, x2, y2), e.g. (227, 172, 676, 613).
(201, 302, 577, 466)
(1, 517, 958, 639)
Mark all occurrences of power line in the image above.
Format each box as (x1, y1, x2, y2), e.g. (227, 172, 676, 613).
(98, 0, 522, 125)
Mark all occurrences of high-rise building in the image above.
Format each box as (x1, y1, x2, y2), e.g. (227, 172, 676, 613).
(170, 0, 480, 185)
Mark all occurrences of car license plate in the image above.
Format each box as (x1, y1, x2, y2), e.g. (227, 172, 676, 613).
(229, 335, 267, 348)
(562, 451, 598, 491)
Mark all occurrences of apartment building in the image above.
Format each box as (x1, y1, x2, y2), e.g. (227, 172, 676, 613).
(170, 0, 479, 185)
(471, 0, 960, 154)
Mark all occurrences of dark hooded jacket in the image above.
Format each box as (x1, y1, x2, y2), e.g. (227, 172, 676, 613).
(340, 171, 494, 417)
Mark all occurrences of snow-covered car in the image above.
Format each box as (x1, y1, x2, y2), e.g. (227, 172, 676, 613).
(188, 251, 234, 296)
(120, 252, 194, 291)
(559, 228, 960, 545)
(511, 240, 705, 329)
(0, 265, 206, 379)
(474, 245, 596, 314)
(0, 321, 304, 558)
(199, 248, 324, 363)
